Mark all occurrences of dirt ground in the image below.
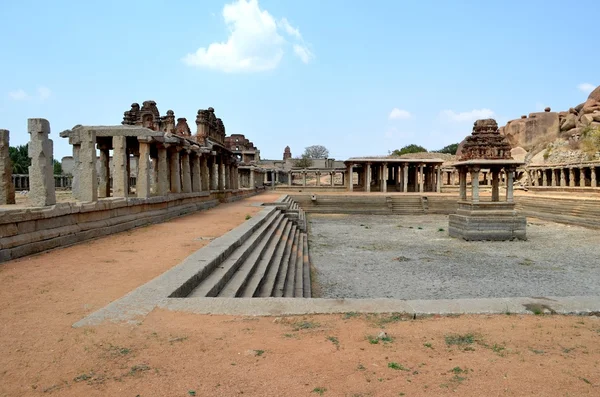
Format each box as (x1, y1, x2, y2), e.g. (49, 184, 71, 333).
(1, 191, 599, 397)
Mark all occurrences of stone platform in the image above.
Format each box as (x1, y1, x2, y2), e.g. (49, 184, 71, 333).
(449, 201, 526, 241)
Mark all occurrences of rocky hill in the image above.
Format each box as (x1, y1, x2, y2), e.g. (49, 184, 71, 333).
(499, 85, 600, 165)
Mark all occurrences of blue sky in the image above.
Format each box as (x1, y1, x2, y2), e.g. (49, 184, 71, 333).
(1, 0, 598, 161)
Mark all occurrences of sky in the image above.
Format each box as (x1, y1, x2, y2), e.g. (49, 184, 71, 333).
(1, 0, 598, 161)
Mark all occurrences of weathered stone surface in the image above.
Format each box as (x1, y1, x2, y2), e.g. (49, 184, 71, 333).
(112, 136, 128, 197)
(560, 113, 577, 131)
(582, 85, 600, 113)
(27, 119, 56, 207)
(0, 130, 15, 204)
(459, 119, 512, 160)
(78, 130, 97, 202)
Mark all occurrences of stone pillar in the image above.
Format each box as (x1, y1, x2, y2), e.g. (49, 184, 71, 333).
(112, 136, 128, 198)
(491, 169, 500, 202)
(316, 171, 321, 187)
(191, 153, 201, 192)
(551, 169, 556, 187)
(591, 167, 597, 188)
(506, 167, 514, 203)
(27, 119, 56, 206)
(346, 164, 353, 191)
(180, 151, 192, 193)
(560, 168, 566, 187)
(98, 148, 110, 198)
(402, 164, 408, 193)
(569, 168, 575, 187)
(580, 168, 586, 187)
(169, 149, 181, 193)
(218, 156, 225, 190)
(331, 172, 335, 187)
(77, 130, 98, 202)
(365, 163, 371, 192)
(71, 143, 81, 200)
(418, 164, 424, 193)
(0, 130, 16, 204)
(302, 172, 306, 187)
(436, 166, 442, 193)
(459, 168, 467, 201)
(542, 169, 547, 186)
(157, 145, 169, 195)
(249, 168, 255, 188)
(137, 141, 151, 198)
(288, 171, 292, 187)
(471, 167, 480, 202)
(381, 162, 388, 193)
(200, 155, 210, 191)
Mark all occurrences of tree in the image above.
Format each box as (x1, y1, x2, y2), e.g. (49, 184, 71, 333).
(391, 144, 428, 156)
(9, 144, 30, 174)
(293, 154, 313, 168)
(303, 145, 329, 159)
(433, 143, 459, 155)
(53, 159, 63, 175)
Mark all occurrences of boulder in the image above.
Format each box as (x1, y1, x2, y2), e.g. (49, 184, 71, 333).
(592, 112, 600, 123)
(574, 102, 585, 113)
(579, 113, 595, 127)
(503, 118, 526, 147)
(560, 113, 577, 131)
(511, 147, 527, 162)
(582, 85, 600, 113)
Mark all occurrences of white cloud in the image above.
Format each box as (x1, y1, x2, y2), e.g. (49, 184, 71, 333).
(293, 44, 313, 64)
(578, 83, 596, 94)
(388, 108, 412, 120)
(183, 0, 312, 72)
(440, 108, 495, 122)
(279, 17, 301, 39)
(38, 86, 51, 100)
(8, 89, 29, 101)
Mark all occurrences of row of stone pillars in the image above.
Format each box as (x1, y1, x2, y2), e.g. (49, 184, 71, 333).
(346, 163, 442, 193)
(528, 166, 598, 188)
(287, 171, 343, 187)
(443, 169, 513, 187)
(458, 166, 515, 202)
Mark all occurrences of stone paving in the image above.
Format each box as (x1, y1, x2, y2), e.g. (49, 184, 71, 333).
(309, 214, 600, 300)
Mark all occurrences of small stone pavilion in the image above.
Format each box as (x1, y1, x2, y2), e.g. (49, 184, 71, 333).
(449, 119, 526, 240)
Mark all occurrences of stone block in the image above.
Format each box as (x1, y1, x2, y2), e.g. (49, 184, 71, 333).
(27, 118, 56, 207)
(0, 130, 15, 204)
(449, 202, 526, 241)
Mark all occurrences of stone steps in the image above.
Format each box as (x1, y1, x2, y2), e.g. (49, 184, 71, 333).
(183, 195, 311, 298)
(390, 197, 425, 214)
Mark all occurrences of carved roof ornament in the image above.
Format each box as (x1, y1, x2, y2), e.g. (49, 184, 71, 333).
(175, 118, 191, 136)
(195, 109, 210, 144)
(122, 103, 140, 125)
(459, 119, 513, 161)
(162, 110, 176, 133)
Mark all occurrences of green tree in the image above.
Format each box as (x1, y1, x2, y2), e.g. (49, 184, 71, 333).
(391, 144, 428, 156)
(9, 144, 30, 174)
(433, 143, 459, 155)
(293, 154, 314, 168)
(53, 159, 63, 175)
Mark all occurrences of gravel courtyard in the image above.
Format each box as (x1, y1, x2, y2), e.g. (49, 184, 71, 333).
(309, 214, 600, 300)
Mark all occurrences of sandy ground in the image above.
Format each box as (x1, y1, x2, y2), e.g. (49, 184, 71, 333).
(1, 191, 599, 396)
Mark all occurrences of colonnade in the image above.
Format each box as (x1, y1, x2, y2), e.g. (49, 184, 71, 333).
(345, 162, 443, 193)
(527, 165, 598, 188)
(287, 170, 345, 187)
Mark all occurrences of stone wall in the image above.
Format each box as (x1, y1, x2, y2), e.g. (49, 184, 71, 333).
(0, 189, 261, 262)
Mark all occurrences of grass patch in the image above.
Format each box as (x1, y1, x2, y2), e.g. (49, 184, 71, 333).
(519, 258, 534, 266)
(445, 333, 475, 346)
(374, 312, 412, 326)
(387, 362, 410, 371)
(327, 336, 340, 349)
(423, 342, 433, 349)
(293, 320, 320, 331)
(524, 303, 556, 315)
(254, 349, 265, 356)
(342, 312, 361, 320)
(245, 214, 252, 220)
(450, 367, 468, 374)
(312, 387, 327, 395)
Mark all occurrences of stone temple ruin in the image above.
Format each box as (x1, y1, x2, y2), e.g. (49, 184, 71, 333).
(1, 88, 600, 319)
(449, 119, 526, 241)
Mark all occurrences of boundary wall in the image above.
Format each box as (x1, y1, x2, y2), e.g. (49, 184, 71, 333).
(0, 188, 262, 262)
